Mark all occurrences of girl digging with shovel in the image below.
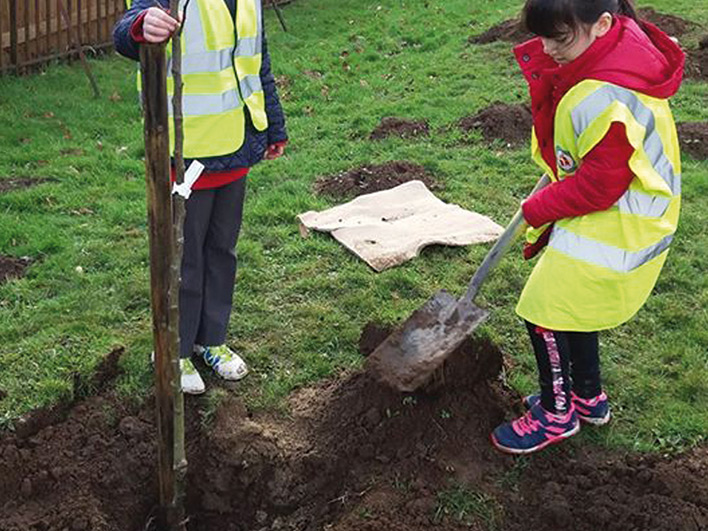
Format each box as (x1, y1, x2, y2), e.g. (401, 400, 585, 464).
(491, 0, 684, 454)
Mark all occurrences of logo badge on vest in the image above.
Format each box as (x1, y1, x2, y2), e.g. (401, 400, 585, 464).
(556, 147, 577, 173)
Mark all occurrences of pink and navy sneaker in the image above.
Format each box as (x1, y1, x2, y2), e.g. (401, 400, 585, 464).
(491, 403, 580, 455)
(523, 391, 610, 425)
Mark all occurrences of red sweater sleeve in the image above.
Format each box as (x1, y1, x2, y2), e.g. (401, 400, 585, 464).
(130, 10, 149, 43)
(522, 122, 635, 228)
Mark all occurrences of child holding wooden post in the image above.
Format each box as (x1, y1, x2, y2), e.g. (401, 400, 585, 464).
(114, 0, 288, 393)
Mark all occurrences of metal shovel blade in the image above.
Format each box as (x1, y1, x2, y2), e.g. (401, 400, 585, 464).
(365, 290, 489, 392)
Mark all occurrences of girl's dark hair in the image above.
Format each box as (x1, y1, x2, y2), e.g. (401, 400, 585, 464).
(523, 0, 637, 40)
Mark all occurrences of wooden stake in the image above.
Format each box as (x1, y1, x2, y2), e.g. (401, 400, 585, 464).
(139, 41, 186, 531)
(168, 0, 188, 527)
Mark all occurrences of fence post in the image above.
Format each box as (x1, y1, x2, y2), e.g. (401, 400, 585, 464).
(10, 0, 18, 72)
(45, 0, 51, 55)
(35, 0, 41, 62)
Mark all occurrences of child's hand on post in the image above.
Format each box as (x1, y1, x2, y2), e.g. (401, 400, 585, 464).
(143, 7, 181, 44)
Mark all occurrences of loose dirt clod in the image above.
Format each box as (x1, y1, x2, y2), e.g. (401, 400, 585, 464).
(369, 117, 430, 140)
(677, 122, 708, 160)
(459, 103, 533, 148)
(0, 255, 31, 284)
(0, 177, 52, 194)
(469, 18, 533, 45)
(314, 161, 440, 199)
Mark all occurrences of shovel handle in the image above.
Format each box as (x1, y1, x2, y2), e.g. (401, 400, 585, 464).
(461, 173, 551, 306)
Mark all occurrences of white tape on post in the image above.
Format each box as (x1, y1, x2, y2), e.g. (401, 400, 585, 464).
(172, 160, 205, 199)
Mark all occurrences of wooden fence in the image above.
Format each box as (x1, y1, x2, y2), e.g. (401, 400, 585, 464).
(0, 0, 292, 74)
(0, 0, 125, 73)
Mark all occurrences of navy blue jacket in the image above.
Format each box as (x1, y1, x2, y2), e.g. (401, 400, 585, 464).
(113, 0, 288, 171)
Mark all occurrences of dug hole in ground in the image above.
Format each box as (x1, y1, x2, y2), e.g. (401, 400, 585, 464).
(0, 324, 706, 531)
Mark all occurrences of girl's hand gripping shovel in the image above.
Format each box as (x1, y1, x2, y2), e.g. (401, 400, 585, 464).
(366, 174, 551, 392)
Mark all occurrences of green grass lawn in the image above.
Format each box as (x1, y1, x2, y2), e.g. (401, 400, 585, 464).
(0, 0, 706, 452)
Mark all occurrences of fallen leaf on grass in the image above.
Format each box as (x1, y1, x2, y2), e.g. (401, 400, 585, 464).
(275, 75, 291, 89)
(122, 228, 143, 238)
(70, 208, 95, 216)
(304, 70, 323, 79)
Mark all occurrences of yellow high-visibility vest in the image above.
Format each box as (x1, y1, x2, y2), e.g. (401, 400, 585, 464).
(138, 0, 268, 158)
(516, 79, 681, 331)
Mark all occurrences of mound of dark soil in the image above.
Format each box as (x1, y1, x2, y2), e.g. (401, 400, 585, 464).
(188, 330, 511, 531)
(460, 103, 532, 148)
(0, 177, 52, 194)
(469, 10, 693, 46)
(0, 255, 31, 284)
(1, 332, 706, 531)
(0, 349, 141, 531)
(685, 37, 708, 80)
(469, 18, 533, 45)
(314, 161, 440, 199)
(637, 7, 695, 37)
(504, 447, 708, 531)
(369, 117, 430, 141)
(677, 122, 708, 160)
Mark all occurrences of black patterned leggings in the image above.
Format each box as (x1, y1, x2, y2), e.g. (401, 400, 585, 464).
(525, 321, 602, 415)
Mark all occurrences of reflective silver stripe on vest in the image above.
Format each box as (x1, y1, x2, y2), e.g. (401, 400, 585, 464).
(616, 189, 671, 218)
(164, 0, 245, 116)
(183, 0, 206, 54)
(233, 0, 264, 99)
(549, 226, 673, 273)
(172, 50, 233, 75)
(235, 35, 262, 57)
(168, 92, 241, 116)
(571, 85, 681, 197)
(239, 75, 262, 100)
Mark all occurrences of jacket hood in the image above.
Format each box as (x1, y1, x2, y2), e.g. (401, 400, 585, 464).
(514, 15, 685, 99)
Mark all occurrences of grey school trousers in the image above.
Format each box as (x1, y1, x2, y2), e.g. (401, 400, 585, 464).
(179, 177, 247, 358)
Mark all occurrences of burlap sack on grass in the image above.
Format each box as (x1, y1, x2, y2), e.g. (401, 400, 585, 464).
(298, 181, 504, 271)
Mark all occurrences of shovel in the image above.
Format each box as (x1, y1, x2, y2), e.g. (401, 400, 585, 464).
(366, 174, 551, 392)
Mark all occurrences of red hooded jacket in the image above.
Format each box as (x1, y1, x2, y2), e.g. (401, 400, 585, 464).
(514, 15, 685, 230)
